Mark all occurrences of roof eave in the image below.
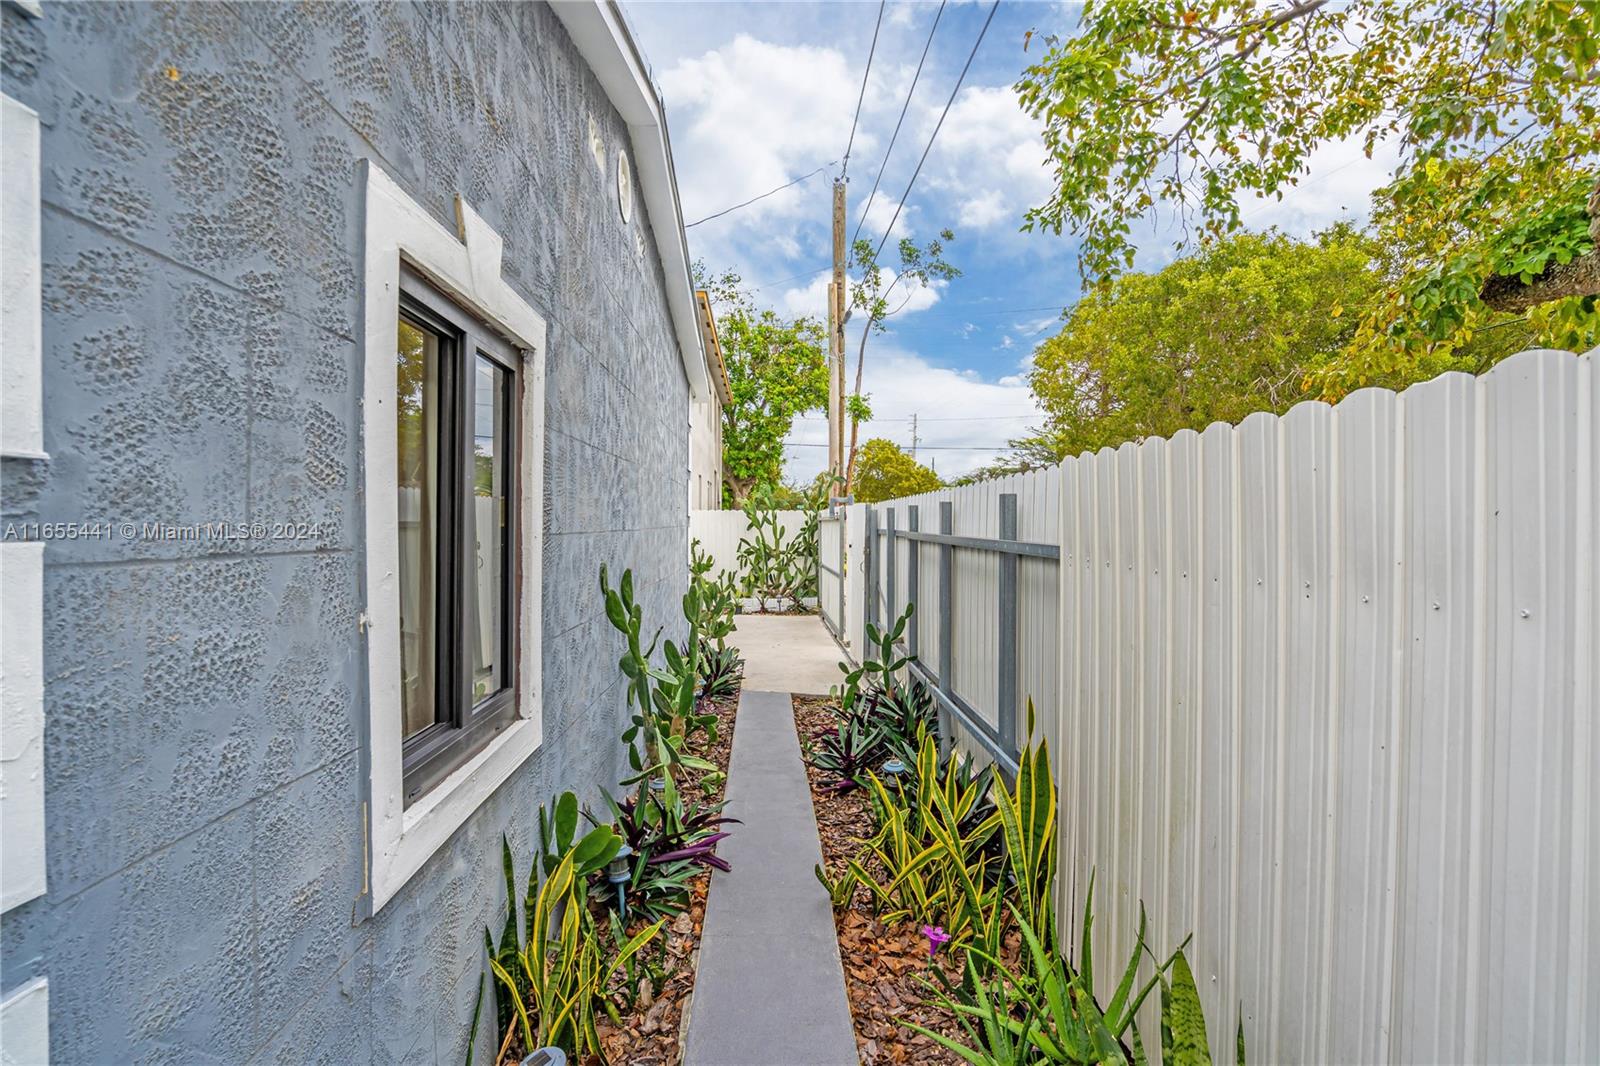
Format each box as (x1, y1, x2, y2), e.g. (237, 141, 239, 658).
(551, 1, 711, 402)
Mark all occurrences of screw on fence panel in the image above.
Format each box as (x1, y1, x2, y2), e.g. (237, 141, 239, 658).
(885, 508, 897, 634)
(998, 492, 1018, 757)
(906, 506, 919, 656)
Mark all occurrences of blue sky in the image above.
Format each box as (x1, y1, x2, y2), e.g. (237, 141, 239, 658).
(625, 1, 1392, 479)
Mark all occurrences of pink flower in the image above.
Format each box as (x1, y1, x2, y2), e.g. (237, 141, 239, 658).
(921, 924, 951, 957)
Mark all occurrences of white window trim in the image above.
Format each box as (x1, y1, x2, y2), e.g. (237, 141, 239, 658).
(0, 977, 48, 1066)
(1, 92, 44, 461)
(360, 161, 546, 914)
(1, 90, 47, 926)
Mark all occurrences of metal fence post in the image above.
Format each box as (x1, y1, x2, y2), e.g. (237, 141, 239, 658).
(906, 505, 919, 657)
(885, 508, 897, 631)
(997, 493, 1019, 756)
(937, 501, 955, 754)
(864, 506, 878, 633)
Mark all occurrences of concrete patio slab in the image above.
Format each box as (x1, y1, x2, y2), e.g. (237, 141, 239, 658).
(728, 614, 842, 696)
(681, 689, 858, 1066)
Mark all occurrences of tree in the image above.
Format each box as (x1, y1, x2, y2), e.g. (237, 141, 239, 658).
(697, 266, 829, 506)
(851, 438, 943, 503)
(1020, 227, 1528, 460)
(1016, 0, 1599, 389)
(844, 233, 960, 493)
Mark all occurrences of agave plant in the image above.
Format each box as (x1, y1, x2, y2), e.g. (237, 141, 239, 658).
(843, 733, 1003, 947)
(697, 641, 743, 700)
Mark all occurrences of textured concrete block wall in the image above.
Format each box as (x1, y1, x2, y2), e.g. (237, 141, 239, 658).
(0, 2, 689, 1062)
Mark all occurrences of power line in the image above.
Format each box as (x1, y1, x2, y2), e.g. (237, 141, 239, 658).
(850, 0, 946, 248)
(749, 265, 831, 293)
(784, 441, 1014, 451)
(794, 413, 1038, 422)
(841, 1, 886, 180)
(871, 0, 1001, 262)
(685, 163, 836, 228)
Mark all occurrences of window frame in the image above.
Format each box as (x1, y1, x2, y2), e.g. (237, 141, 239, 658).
(395, 269, 522, 805)
(360, 161, 546, 917)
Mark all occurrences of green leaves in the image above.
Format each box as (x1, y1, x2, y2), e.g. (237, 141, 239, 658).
(1160, 951, 1214, 1066)
(695, 264, 828, 505)
(1016, 0, 1600, 382)
(853, 438, 943, 503)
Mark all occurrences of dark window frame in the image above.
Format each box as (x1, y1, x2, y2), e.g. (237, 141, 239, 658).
(398, 265, 522, 805)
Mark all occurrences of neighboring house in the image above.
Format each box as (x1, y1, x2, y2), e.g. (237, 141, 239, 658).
(0, 3, 710, 1063)
(689, 288, 731, 509)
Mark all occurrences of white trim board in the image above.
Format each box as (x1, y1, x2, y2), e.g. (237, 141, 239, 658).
(1, 92, 44, 460)
(1, 88, 47, 920)
(0, 977, 48, 1066)
(360, 161, 547, 914)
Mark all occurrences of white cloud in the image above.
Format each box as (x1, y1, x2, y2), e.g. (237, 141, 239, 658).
(781, 268, 944, 321)
(1014, 314, 1059, 337)
(1239, 134, 1400, 234)
(780, 272, 832, 320)
(784, 344, 1044, 482)
(998, 334, 1014, 349)
(658, 34, 860, 271)
(918, 85, 1053, 235)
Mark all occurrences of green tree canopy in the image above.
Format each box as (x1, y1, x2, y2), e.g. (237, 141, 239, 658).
(1023, 227, 1527, 459)
(851, 438, 943, 503)
(697, 266, 828, 506)
(1016, 0, 1599, 388)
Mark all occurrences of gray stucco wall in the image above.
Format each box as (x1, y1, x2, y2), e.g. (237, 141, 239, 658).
(0, 2, 689, 1062)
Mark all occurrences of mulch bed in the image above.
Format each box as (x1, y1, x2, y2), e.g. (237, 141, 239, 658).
(516, 688, 738, 1066)
(793, 695, 969, 1065)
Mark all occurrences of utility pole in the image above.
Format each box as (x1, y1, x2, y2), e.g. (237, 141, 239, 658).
(828, 179, 847, 488)
(910, 413, 919, 460)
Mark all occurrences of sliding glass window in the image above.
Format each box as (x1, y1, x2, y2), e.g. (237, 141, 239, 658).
(395, 266, 519, 804)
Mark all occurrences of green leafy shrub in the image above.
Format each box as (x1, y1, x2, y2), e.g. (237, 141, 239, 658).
(830, 602, 938, 764)
(482, 792, 656, 1062)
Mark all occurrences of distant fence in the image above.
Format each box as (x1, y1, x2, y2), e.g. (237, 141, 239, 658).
(687, 508, 808, 582)
(828, 348, 1597, 1063)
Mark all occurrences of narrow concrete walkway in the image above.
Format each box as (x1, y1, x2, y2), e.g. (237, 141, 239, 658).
(682, 689, 858, 1066)
(728, 614, 841, 696)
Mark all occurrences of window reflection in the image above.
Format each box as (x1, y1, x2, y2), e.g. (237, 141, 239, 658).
(397, 317, 440, 740)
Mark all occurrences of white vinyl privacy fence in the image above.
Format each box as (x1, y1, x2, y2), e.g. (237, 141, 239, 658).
(829, 348, 1597, 1063)
(687, 508, 808, 582)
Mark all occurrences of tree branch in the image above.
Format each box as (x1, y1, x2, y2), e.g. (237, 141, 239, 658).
(1478, 174, 1600, 313)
